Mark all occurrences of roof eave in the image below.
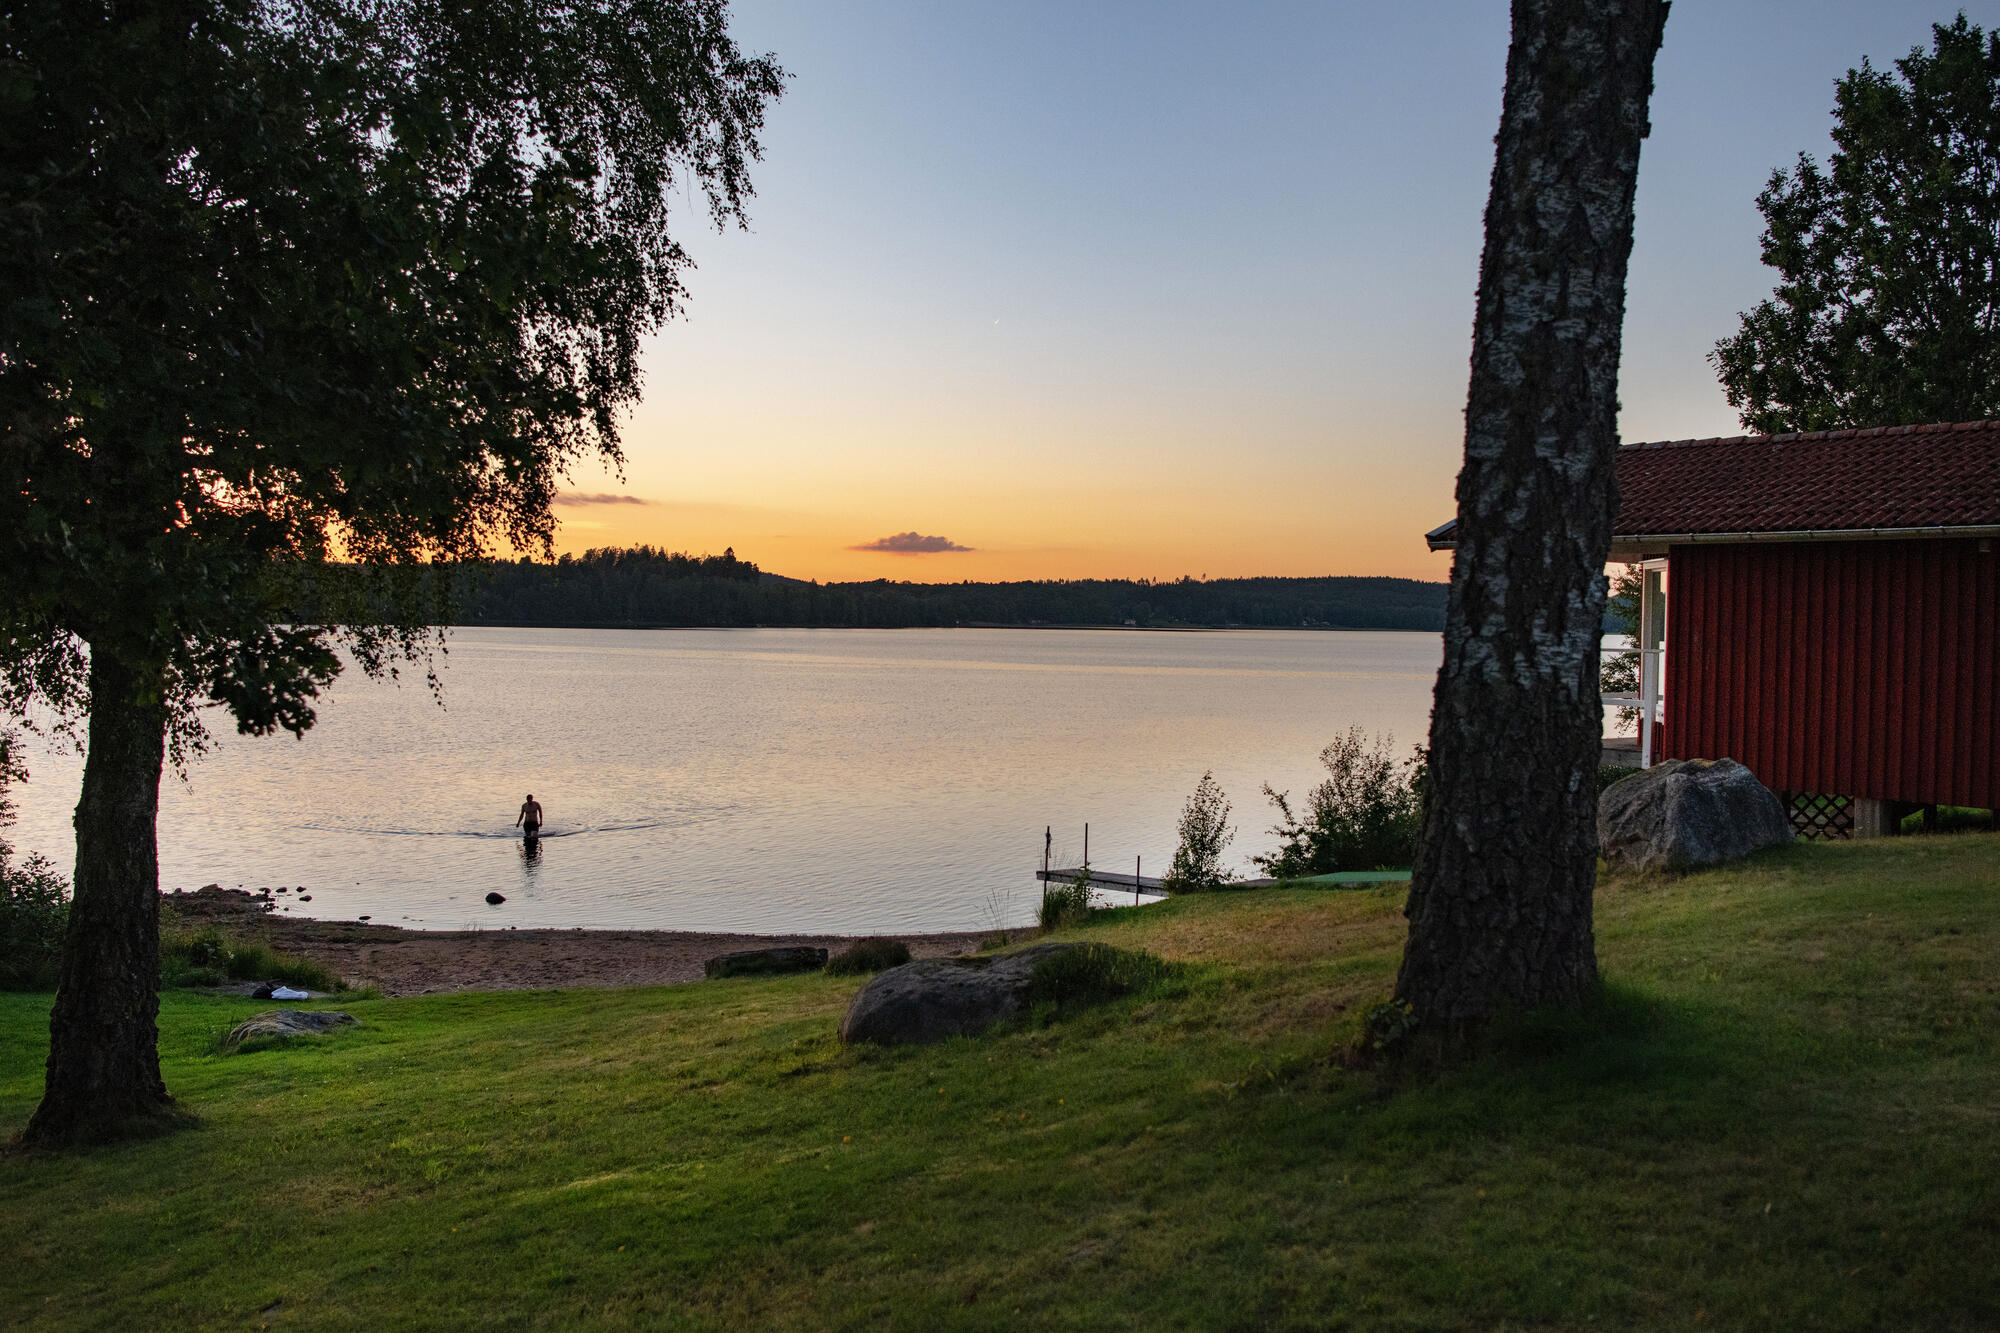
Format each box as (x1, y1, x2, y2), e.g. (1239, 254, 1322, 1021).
(1427, 523, 2000, 557)
(1608, 523, 2000, 560)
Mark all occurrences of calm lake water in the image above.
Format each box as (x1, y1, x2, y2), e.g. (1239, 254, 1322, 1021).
(6, 628, 1443, 933)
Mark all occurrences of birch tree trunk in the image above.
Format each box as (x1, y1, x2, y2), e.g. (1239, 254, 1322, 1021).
(1395, 0, 1670, 1043)
(24, 650, 175, 1145)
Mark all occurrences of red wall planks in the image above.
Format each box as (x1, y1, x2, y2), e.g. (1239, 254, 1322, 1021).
(1659, 538, 1999, 809)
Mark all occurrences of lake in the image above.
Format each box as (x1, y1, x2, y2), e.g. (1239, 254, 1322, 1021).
(5, 628, 1444, 933)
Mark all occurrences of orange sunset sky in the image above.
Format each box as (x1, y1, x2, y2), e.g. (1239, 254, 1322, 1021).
(547, 2, 1962, 585)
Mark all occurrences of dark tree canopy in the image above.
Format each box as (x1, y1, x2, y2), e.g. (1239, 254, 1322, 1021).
(0, 0, 782, 1144)
(2, 0, 784, 737)
(1713, 16, 2000, 434)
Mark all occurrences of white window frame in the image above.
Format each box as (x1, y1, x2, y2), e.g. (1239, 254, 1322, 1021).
(1636, 558, 1667, 767)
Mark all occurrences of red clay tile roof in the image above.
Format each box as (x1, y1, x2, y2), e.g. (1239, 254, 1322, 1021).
(1615, 420, 2000, 536)
(1425, 421, 2000, 549)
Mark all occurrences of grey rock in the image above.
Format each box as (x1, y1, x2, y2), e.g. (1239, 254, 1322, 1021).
(223, 1009, 358, 1050)
(1598, 758, 1793, 872)
(704, 946, 828, 979)
(839, 943, 1085, 1046)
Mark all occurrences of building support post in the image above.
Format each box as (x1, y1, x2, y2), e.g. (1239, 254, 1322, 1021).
(1851, 798, 1894, 839)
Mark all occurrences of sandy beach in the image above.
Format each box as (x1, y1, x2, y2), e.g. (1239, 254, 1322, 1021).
(163, 886, 997, 996)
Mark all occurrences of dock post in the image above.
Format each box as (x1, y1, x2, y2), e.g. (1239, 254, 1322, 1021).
(1084, 823, 1089, 869)
(1135, 855, 1141, 905)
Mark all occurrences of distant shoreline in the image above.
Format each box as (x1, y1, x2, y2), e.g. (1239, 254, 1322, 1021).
(433, 559, 1453, 634)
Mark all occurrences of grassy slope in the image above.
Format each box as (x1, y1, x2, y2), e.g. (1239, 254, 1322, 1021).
(3, 836, 1997, 1331)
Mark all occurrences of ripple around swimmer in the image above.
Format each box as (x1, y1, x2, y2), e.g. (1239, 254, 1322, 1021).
(284, 814, 729, 840)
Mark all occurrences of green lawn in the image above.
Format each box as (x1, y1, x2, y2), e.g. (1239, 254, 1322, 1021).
(5, 835, 1999, 1330)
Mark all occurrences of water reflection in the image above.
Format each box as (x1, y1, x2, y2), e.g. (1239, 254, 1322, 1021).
(6, 627, 1447, 932)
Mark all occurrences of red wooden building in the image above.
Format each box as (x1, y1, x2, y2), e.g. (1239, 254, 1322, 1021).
(1427, 420, 2000, 831)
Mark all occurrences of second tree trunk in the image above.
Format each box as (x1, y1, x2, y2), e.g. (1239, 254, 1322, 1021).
(1396, 0, 1671, 1041)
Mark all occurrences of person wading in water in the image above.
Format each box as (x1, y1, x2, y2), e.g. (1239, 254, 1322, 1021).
(516, 793, 544, 842)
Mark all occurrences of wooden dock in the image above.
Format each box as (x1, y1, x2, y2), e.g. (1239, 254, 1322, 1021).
(1038, 868, 1169, 896)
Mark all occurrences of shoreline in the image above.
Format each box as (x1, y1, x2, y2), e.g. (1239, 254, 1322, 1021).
(164, 886, 1000, 996)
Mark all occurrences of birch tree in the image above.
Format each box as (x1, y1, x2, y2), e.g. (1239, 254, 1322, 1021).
(2, 0, 783, 1145)
(1394, 0, 1670, 1045)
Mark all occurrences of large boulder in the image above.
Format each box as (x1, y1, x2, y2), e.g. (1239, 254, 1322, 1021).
(223, 1009, 358, 1051)
(839, 943, 1085, 1046)
(704, 946, 827, 979)
(1598, 758, 1793, 872)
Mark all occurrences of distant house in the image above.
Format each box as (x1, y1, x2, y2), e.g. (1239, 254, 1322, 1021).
(1426, 420, 2000, 835)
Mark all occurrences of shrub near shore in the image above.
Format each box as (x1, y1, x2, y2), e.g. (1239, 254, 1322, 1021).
(0, 731, 68, 991)
(158, 922, 345, 993)
(2, 835, 1998, 1328)
(1254, 727, 1424, 879)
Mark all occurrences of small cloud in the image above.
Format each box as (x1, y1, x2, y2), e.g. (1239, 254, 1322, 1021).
(555, 492, 652, 507)
(850, 531, 974, 554)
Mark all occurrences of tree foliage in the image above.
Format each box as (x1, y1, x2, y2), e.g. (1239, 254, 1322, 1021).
(2, 0, 785, 740)
(1713, 17, 2000, 433)
(1252, 729, 1422, 879)
(1163, 771, 1234, 893)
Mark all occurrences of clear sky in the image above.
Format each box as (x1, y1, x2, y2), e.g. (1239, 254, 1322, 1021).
(552, 1, 1994, 583)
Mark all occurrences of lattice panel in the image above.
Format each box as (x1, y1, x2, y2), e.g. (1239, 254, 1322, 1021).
(1782, 791, 1853, 840)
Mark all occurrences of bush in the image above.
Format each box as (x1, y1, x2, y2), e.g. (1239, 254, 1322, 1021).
(162, 961, 228, 989)
(1039, 867, 1095, 931)
(1022, 944, 1176, 1016)
(0, 848, 70, 991)
(1162, 770, 1235, 892)
(825, 938, 912, 976)
(159, 925, 344, 992)
(0, 730, 70, 990)
(1253, 728, 1423, 879)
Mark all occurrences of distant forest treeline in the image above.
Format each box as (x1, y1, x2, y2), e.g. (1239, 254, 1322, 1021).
(442, 546, 1450, 631)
